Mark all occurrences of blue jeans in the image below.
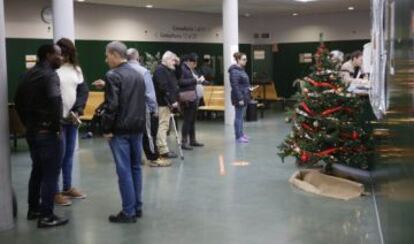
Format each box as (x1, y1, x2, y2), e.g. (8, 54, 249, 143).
(26, 132, 63, 217)
(234, 105, 246, 139)
(109, 134, 143, 217)
(59, 124, 78, 191)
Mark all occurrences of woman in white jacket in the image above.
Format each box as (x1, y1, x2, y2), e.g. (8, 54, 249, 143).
(55, 38, 89, 206)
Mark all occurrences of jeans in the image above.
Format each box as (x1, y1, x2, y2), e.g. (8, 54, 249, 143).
(27, 132, 63, 217)
(156, 106, 171, 154)
(234, 105, 246, 139)
(181, 101, 198, 143)
(143, 113, 159, 161)
(109, 134, 143, 217)
(59, 124, 78, 191)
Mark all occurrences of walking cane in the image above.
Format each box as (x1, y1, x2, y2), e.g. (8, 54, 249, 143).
(170, 113, 184, 160)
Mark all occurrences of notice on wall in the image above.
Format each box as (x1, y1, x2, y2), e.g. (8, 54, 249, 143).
(25, 55, 37, 69)
(254, 50, 265, 60)
(156, 25, 211, 41)
(299, 53, 313, 63)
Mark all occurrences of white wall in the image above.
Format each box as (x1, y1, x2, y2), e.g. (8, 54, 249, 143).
(248, 11, 371, 44)
(4, 0, 370, 43)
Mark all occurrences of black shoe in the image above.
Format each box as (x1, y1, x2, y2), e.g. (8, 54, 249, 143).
(37, 214, 69, 228)
(181, 143, 193, 150)
(190, 141, 204, 147)
(109, 211, 137, 223)
(136, 209, 143, 218)
(27, 210, 41, 220)
(160, 152, 178, 159)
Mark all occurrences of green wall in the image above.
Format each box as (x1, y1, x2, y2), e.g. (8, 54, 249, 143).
(6, 38, 370, 102)
(273, 39, 370, 98)
(6, 38, 251, 102)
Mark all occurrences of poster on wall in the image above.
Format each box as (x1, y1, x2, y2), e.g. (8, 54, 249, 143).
(299, 53, 313, 63)
(254, 50, 265, 60)
(25, 55, 37, 69)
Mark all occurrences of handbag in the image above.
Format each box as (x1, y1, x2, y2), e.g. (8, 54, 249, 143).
(179, 90, 197, 102)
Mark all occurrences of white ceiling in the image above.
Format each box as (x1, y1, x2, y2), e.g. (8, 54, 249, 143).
(80, 0, 371, 16)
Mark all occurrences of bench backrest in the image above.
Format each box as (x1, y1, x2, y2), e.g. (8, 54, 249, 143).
(251, 82, 281, 100)
(203, 86, 225, 107)
(82, 91, 104, 119)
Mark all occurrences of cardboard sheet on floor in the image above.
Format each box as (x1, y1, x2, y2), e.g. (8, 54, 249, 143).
(289, 169, 364, 200)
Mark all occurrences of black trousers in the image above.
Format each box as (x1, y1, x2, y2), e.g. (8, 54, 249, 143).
(143, 114, 159, 161)
(26, 132, 63, 217)
(181, 101, 198, 143)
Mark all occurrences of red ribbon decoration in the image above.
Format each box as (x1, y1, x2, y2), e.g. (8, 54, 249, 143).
(300, 102, 316, 116)
(321, 106, 343, 116)
(301, 122, 314, 131)
(315, 147, 338, 157)
(306, 78, 337, 89)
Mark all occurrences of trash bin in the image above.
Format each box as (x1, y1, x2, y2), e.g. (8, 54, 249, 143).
(246, 100, 258, 122)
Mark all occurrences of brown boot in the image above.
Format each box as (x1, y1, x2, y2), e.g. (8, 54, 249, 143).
(62, 188, 87, 199)
(54, 193, 72, 206)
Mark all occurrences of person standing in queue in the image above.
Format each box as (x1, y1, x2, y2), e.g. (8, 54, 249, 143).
(178, 53, 205, 150)
(229, 52, 251, 143)
(54, 38, 89, 206)
(153, 51, 180, 159)
(101, 41, 146, 223)
(15, 44, 69, 228)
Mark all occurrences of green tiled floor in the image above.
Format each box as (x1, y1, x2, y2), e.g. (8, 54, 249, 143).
(0, 111, 381, 244)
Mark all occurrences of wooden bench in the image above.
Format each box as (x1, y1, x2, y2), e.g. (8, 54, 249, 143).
(251, 82, 286, 109)
(199, 86, 225, 112)
(80, 91, 104, 121)
(198, 85, 266, 119)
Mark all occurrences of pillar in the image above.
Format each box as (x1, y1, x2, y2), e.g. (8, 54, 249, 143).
(223, 0, 239, 125)
(0, 0, 14, 231)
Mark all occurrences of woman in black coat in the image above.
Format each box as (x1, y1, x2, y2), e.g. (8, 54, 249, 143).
(178, 53, 205, 150)
(229, 52, 251, 143)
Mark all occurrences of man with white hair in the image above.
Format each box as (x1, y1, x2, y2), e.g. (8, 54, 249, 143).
(101, 41, 146, 223)
(153, 51, 180, 159)
(126, 48, 170, 167)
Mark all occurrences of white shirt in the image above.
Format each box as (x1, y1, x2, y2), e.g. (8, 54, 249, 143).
(340, 60, 370, 95)
(56, 63, 84, 118)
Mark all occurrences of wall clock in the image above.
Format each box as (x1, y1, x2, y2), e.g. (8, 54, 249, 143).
(41, 7, 53, 24)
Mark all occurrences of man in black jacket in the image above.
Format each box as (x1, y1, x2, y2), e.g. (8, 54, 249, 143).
(153, 51, 179, 159)
(101, 41, 146, 223)
(14, 44, 68, 228)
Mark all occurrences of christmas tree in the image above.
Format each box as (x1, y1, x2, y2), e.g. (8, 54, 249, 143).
(278, 44, 373, 170)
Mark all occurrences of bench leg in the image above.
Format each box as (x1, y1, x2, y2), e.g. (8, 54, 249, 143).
(14, 133, 17, 150)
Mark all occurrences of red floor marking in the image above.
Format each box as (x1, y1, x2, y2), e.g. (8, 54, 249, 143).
(219, 155, 226, 176)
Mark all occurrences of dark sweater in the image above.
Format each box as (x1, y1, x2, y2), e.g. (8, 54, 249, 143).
(153, 64, 179, 106)
(178, 63, 197, 93)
